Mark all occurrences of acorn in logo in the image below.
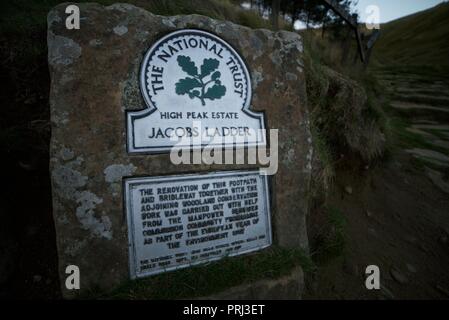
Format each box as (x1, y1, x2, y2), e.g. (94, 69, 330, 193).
(175, 55, 226, 106)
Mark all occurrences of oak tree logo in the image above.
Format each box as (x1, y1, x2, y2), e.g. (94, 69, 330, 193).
(175, 55, 226, 106)
(130, 29, 266, 154)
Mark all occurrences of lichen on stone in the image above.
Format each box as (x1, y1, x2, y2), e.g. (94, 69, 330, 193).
(48, 35, 81, 66)
(104, 164, 137, 183)
(252, 68, 264, 89)
(59, 147, 75, 161)
(75, 191, 112, 240)
(113, 25, 128, 36)
(52, 164, 87, 198)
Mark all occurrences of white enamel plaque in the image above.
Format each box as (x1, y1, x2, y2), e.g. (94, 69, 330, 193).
(124, 170, 272, 278)
(127, 29, 266, 153)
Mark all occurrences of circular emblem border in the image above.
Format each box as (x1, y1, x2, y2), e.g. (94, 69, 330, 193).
(139, 29, 252, 112)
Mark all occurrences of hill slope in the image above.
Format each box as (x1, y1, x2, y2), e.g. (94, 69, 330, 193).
(374, 2, 449, 67)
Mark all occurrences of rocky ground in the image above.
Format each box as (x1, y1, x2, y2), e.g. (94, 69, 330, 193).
(306, 67, 449, 299)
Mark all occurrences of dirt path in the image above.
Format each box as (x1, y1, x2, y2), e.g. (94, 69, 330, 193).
(306, 68, 449, 299)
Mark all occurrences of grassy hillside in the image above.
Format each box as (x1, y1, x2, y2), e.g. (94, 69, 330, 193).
(374, 2, 449, 67)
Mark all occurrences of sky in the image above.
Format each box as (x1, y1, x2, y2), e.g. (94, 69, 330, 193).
(355, 0, 447, 23)
(290, 0, 446, 29)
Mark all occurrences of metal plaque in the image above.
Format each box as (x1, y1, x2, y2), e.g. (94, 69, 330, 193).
(124, 170, 272, 278)
(127, 29, 266, 154)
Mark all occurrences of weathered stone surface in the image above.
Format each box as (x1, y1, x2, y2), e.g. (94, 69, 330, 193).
(48, 2, 311, 297)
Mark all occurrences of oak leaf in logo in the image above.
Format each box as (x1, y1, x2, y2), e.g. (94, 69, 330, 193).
(175, 55, 226, 106)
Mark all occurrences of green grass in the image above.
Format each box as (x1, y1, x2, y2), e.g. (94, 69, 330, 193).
(303, 44, 387, 167)
(79, 246, 315, 300)
(373, 2, 449, 67)
(301, 29, 363, 77)
(301, 26, 389, 172)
